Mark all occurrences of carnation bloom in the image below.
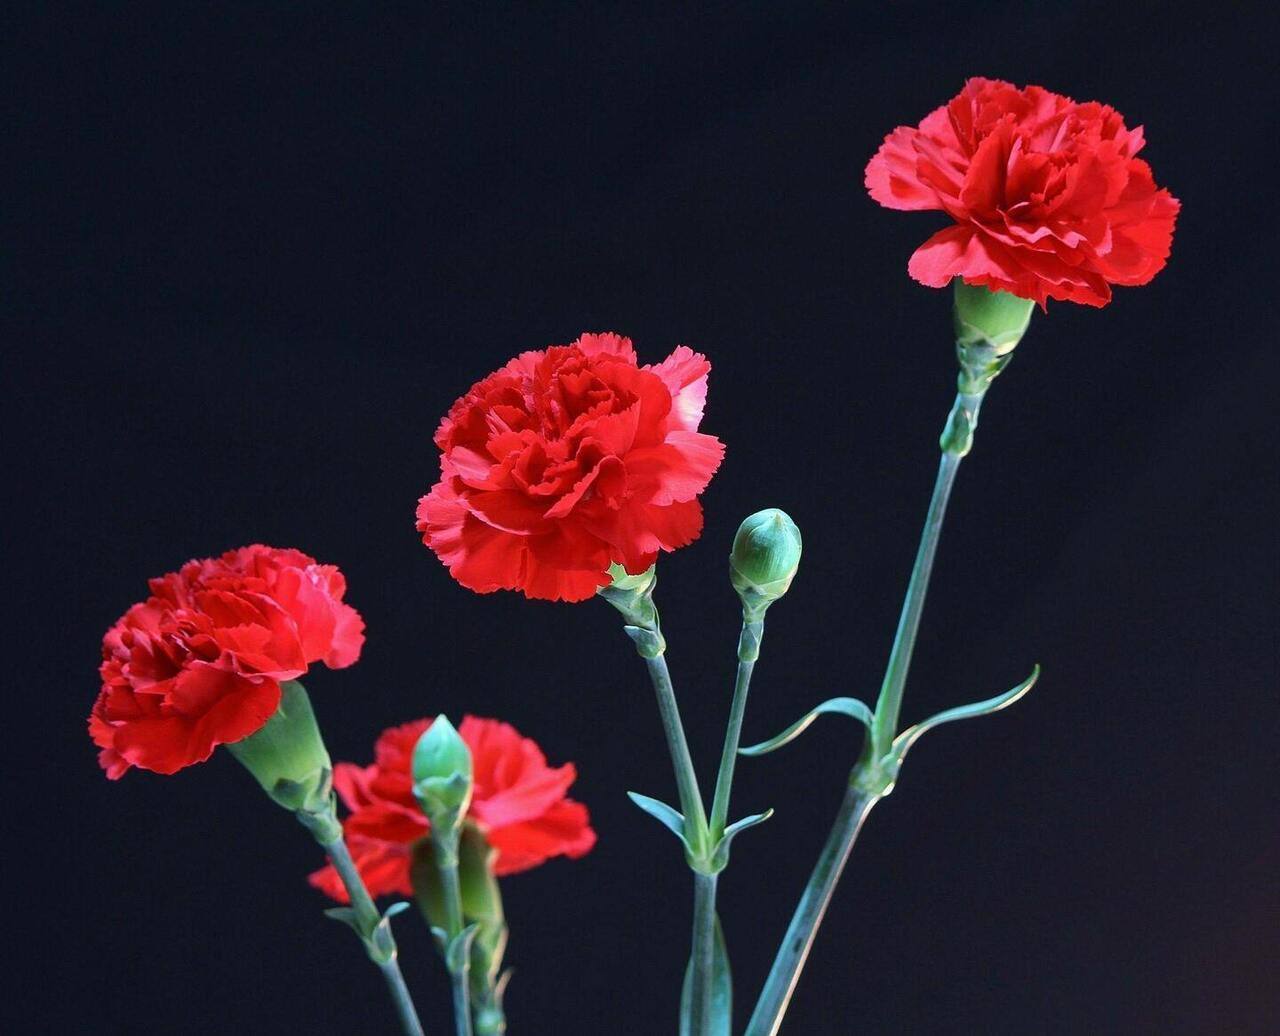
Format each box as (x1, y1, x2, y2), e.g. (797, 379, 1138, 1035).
(865, 77, 1180, 307)
(309, 716, 596, 901)
(89, 545, 365, 778)
(417, 332, 724, 602)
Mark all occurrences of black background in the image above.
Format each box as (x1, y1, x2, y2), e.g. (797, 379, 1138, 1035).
(8, 4, 1278, 1034)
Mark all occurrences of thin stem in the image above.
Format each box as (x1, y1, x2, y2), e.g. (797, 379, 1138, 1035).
(437, 852, 466, 939)
(433, 831, 474, 1036)
(749, 391, 981, 1035)
(325, 834, 427, 1036)
(745, 785, 879, 1036)
(690, 872, 719, 1036)
(450, 970, 474, 1036)
(383, 962, 428, 1036)
(870, 445, 963, 757)
(637, 635, 715, 1036)
(643, 653, 710, 854)
(709, 620, 763, 837)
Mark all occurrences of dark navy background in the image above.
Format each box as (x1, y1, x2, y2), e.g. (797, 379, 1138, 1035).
(8, 4, 1276, 1034)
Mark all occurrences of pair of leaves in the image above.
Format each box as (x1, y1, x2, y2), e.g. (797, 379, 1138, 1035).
(429, 922, 482, 976)
(626, 793, 772, 874)
(324, 900, 411, 965)
(740, 666, 1041, 770)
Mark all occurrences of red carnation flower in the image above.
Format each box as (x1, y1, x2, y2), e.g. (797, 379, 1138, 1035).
(866, 77, 1180, 307)
(309, 716, 596, 901)
(89, 545, 365, 778)
(417, 332, 724, 602)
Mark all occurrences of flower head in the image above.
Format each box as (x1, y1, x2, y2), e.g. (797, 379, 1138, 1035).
(417, 332, 724, 602)
(89, 545, 365, 778)
(866, 77, 1180, 307)
(309, 716, 596, 902)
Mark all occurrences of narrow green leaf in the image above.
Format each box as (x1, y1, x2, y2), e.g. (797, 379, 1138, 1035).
(627, 791, 690, 848)
(322, 906, 361, 935)
(738, 697, 874, 757)
(891, 665, 1040, 765)
(710, 809, 774, 872)
(446, 923, 481, 976)
(679, 914, 732, 1036)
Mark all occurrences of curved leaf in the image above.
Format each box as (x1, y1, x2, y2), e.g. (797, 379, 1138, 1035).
(627, 791, 691, 851)
(738, 697, 874, 757)
(710, 809, 774, 872)
(891, 665, 1040, 765)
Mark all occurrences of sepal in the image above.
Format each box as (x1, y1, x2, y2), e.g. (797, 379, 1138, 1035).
(227, 680, 334, 815)
(598, 567, 666, 656)
(739, 697, 874, 757)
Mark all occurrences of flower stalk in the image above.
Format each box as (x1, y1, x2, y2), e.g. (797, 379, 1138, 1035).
(708, 621, 762, 839)
(314, 826, 426, 1036)
(600, 570, 719, 1032)
(433, 826, 476, 1036)
(746, 284, 1033, 1036)
(413, 717, 478, 1036)
(230, 681, 425, 1036)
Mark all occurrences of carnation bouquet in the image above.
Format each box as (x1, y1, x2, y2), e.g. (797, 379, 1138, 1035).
(89, 79, 1179, 1035)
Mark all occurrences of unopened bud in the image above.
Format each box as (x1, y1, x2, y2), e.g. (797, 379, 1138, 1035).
(730, 509, 802, 619)
(412, 715, 474, 825)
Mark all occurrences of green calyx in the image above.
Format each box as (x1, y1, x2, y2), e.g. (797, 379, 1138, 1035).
(604, 561, 657, 595)
(730, 509, 802, 618)
(952, 280, 1034, 356)
(227, 680, 335, 817)
(598, 563, 666, 658)
(412, 715, 474, 826)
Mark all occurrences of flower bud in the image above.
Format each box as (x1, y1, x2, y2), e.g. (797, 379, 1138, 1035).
(952, 281, 1034, 356)
(227, 680, 334, 815)
(412, 715, 474, 825)
(730, 509, 802, 618)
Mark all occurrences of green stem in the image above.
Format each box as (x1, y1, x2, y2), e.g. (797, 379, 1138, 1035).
(323, 832, 427, 1036)
(450, 969, 473, 1036)
(643, 653, 710, 856)
(434, 830, 474, 1036)
(869, 446, 962, 757)
(748, 389, 982, 1036)
(744, 785, 879, 1036)
(605, 584, 721, 1035)
(635, 632, 717, 1036)
(709, 620, 763, 838)
(690, 872, 719, 1035)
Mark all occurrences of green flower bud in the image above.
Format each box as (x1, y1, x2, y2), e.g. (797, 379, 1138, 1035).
(227, 680, 334, 817)
(730, 509, 802, 618)
(412, 715, 474, 826)
(952, 281, 1035, 356)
